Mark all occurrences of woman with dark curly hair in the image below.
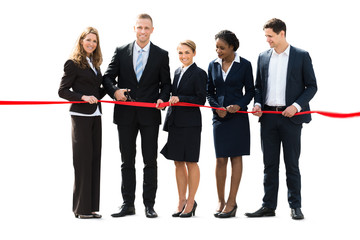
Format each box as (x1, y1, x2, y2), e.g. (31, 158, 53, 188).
(207, 30, 254, 218)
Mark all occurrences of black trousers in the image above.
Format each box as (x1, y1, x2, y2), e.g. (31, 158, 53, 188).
(260, 114, 302, 210)
(117, 123, 159, 207)
(71, 116, 101, 215)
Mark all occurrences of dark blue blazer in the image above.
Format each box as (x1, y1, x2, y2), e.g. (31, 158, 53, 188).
(254, 45, 318, 124)
(163, 63, 207, 131)
(207, 56, 255, 120)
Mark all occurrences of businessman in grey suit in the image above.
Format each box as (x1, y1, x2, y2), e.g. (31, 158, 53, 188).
(103, 13, 171, 218)
(245, 18, 317, 220)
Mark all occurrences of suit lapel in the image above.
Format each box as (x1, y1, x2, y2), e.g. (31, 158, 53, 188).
(225, 61, 242, 82)
(263, 49, 272, 94)
(177, 63, 196, 91)
(172, 68, 181, 95)
(127, 42, 137, 83)
(285, 45, 296, 104)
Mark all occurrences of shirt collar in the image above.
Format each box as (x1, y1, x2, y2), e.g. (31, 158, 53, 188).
(272, 44, 290, 56)
(215, 52, 241, 65)
(134, 41, 151, 53)
(181, 62, 194, 72)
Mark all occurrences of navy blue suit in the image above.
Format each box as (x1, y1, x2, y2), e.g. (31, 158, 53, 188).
(254, 46, 317, 209)
(207, 56, 254, 158)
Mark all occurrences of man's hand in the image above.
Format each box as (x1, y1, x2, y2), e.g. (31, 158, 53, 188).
(114, 89, 129, 101)
(282, 105, 298, 118)
(156, 99, 165, 110)
(252, 105, 262, 117)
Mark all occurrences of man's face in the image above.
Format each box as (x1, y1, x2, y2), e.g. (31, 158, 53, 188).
(134, 18, 154, 45)
(264, 28, 284, 49)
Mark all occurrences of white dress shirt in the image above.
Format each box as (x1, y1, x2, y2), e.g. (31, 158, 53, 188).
(215, 52, 241, 81)
(257, 45, 301, 112)
(70, 57, 102, 117)
(133, 41, 151, 73)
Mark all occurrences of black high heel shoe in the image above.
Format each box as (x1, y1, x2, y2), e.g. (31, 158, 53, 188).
(172, 205, 186, 217)
(217, 204, 237, 218)
(179, 201, 197, 218)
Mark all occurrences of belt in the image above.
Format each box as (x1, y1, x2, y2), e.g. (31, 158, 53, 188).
(264, 105, 287, 111)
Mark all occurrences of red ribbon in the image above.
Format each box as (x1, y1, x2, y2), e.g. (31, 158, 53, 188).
(1, 100, 359, 118)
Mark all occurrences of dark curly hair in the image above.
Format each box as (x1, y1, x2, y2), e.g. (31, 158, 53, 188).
(215, 30, 239, 51)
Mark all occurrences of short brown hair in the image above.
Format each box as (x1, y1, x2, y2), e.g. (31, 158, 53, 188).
(263, 18, 287, 36)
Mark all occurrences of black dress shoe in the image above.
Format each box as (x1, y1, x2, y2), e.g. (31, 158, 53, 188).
(214, 211, 221, 218)
(145, 206, 158, 218)
(245, 206, 275, 217)
(111, 204, 135, 217)
(217, 204, 237, 218)
(291, 208, 304, 220)
(179, 201, 197, 218)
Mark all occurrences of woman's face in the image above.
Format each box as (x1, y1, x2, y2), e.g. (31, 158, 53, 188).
(215, 38, 233, 60)
(177, 44, 196, 67)
(81, 33, 98, 57)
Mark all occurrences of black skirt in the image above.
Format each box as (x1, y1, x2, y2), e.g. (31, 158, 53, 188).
(213, 113, 250, 158)
(160, 126, 201, 162)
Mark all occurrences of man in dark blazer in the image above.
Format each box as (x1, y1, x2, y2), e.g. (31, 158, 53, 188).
(103, 13, 171, 218)
(245, 18, 317, 220)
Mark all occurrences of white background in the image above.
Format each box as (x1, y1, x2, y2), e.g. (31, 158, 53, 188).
(1, 0, 359, 239)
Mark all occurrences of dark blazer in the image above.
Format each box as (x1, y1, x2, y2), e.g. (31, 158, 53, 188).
(58, 59, 105, 114)
(102, 41, 171, 125)
(163, 63, 207, 131)
(254, 45, 318, 124)
(207, 56, 255, 120)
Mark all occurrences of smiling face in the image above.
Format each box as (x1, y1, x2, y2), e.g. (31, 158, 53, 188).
(177, 44, 196, 67)
(215, 38, 234, 60)
(81, 33, 97, 57)
(134, 18, 154, 47)
(264, 28, 285, 49)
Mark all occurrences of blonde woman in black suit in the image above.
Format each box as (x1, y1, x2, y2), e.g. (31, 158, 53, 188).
(59, 27, 105, 219)
(161, 40, 207, 218)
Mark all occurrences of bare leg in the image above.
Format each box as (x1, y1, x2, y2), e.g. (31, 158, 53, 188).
(182, 162, 200, 214)
(222, 156, 243, 213)
(215, 157, 228, 212)
(174, 161, 187, 212)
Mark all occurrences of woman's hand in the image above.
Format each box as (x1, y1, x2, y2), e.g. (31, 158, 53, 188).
(81, 95, 98, 104)
(216, 107, 227, 118)
(226, 104, 240, 113)
(168, 96, 180, 106)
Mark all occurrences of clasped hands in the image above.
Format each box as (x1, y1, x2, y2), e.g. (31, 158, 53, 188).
(216, 105, 241, 118)
(252, 105, 298, 118)
(114, 89, 165, 110)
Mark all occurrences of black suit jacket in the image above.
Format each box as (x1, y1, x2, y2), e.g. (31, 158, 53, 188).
(163, 63, 207, 131)
(58, 59, 105, 114)
(254, 46, 318, 124)
(103, 41, 171, 125)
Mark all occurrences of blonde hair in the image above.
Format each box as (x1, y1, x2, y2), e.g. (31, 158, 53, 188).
(137, 13, 153, 25)
(178, 40, 196, 53)
(70, 27, 103, 69)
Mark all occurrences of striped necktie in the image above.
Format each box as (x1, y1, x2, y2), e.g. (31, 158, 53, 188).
(135, 49, 144, 81)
